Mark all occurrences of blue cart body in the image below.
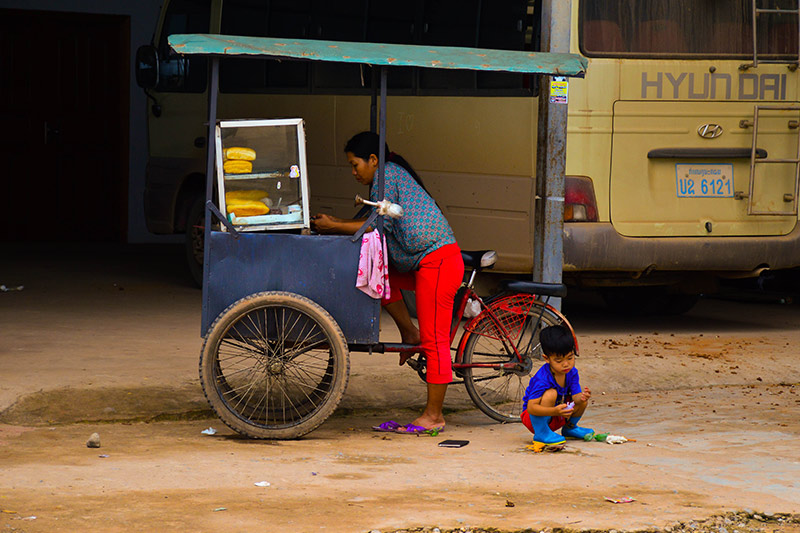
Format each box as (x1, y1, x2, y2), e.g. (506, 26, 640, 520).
(202, 231, 380, 342)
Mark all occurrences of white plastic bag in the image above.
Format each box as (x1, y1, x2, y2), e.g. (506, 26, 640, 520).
(463, 298, 482, 318)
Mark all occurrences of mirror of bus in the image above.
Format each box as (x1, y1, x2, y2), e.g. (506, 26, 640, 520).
(135, 45, 159, 89)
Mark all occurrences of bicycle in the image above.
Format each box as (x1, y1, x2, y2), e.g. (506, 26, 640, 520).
(367, 249, 576, 424)
(199, 248, 576, 439)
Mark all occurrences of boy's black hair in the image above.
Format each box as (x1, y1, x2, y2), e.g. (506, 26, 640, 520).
(539, 324, 575, 357)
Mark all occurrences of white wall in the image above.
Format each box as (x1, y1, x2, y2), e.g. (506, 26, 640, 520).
(0, 0, 176, 243)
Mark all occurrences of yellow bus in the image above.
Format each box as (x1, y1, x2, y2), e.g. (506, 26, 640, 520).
(137, 0, 800, 313)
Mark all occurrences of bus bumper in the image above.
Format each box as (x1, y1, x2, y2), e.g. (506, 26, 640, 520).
(564, 222, 800, 274)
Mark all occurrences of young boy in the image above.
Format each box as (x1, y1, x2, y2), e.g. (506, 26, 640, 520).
(521, 324, 593, 447)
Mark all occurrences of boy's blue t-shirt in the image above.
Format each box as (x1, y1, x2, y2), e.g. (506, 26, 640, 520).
(522, 363, 582, 407)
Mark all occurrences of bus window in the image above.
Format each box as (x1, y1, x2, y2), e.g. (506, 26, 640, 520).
(220, 0, 268, 93)
(476, 0, 534, 90)
(157, 0, 210, 92)
(312, 0, 368, 90)
(266, 0, 312, 89)
(221, 0, 370, 92)
(366, 0, 415, 90)
(419, 0, 480, 91)
(580, 0, 799, 58)
(418, 0, 536, 94)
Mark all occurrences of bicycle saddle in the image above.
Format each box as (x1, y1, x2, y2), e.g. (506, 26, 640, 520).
(500, 279, 567, 298)
(461, 250, 497, 270)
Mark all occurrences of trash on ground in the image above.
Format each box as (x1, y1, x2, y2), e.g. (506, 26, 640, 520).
(201, 427, 217, 435)
(86, 432, 101, 448)
(1, 510, 16, 514)
(525, 442, 565, 453)
(505, 500, 515, 507)
(213, 507, 227, 512)
(605, 496, 635, 504)
(586, 432, 631, 444)
(98, 454, 109, 458)
(0, 285, 24, 292)
(254, 481, 271, 487)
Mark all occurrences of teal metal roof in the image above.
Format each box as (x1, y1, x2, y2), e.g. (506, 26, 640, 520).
(168, 34, 587, 77)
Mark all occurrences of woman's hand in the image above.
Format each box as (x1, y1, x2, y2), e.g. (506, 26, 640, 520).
(311, 214, 369, 235)
(311, 213, 342, 234)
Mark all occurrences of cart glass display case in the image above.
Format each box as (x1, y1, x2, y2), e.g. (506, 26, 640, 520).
(214, 118, 310, 232)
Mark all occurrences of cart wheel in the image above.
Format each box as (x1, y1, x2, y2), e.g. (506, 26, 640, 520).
(200, 291, 349, 439)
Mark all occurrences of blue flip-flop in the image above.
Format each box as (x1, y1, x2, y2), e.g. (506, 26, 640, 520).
(372, 420, 402, 432)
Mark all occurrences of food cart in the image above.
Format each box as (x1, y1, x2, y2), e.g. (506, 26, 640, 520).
(168, 33, 587, 439)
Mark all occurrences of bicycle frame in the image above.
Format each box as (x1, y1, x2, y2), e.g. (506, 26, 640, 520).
(453, 268, 574, 374)
(452, 291, 551, 372)
(365, 262, 575, 369)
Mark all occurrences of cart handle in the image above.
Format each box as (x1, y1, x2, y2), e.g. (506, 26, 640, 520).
(206, 200, 240, 238)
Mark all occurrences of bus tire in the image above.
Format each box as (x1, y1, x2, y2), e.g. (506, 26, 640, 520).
(184, 195, 205, 287)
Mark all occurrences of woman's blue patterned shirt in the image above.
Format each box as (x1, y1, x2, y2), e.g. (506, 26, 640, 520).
(370, 162, 456, 272)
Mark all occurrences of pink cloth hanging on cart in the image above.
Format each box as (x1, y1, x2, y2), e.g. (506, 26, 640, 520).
(356, 230, 390, 300)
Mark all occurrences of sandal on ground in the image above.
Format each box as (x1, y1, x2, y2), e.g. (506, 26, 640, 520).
(394, 424, 445, 436)
(372, 420, 402, 432)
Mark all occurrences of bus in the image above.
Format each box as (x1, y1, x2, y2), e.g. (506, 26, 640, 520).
(137, 0, 800, 313)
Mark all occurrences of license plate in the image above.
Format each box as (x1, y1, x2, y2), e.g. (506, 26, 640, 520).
(676, 164, 734, 198)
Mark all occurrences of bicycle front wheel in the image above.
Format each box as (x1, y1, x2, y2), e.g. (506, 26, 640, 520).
(461, 295, 571, 423)
(200, 291, 349, 439)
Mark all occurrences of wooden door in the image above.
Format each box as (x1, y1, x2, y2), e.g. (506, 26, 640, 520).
(0, 9, 129, 242)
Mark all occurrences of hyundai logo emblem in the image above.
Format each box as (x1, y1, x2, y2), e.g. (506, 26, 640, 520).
(698, 123, 723, 139)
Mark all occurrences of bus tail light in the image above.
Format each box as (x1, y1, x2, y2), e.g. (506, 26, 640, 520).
(565, 176, 598, 222)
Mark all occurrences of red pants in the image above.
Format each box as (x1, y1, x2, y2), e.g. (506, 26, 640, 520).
(383, 244, 464, 384)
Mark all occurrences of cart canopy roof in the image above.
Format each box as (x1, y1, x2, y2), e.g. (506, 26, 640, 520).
(168, 34, 587, 77)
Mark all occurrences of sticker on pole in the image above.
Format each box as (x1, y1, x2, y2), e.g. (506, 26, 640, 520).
(549, 76, 568, 104)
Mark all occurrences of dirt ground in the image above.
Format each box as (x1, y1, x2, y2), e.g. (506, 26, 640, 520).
(1, 244, 800, 532)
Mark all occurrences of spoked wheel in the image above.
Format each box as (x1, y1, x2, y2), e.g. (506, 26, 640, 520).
(461, 295, 572, 423)
(200, 291, 349, 439)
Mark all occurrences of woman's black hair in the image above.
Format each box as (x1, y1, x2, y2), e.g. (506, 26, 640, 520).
(344, 131, 426, 190)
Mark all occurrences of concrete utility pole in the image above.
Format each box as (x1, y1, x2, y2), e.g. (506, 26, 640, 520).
(533, 0, 571, 310)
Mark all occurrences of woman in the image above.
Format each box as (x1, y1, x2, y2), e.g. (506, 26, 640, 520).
(312, 131, 464, 433)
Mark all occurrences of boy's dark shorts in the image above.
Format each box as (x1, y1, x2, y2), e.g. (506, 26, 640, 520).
(521, 412, 567, 434)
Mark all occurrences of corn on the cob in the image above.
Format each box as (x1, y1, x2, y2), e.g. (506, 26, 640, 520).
(226, 200, 269, 217)
(223, 159, 253, 174)
(226, 189, 269, 203)
(224, 147, 256, 161)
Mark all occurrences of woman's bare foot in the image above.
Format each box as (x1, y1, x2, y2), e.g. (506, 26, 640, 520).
(397, 327, 420, 366)
(410, 414, 445, 431)
(398, 350, 421, 366)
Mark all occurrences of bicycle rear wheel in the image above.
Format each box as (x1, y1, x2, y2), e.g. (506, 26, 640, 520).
(461, 294, 571, 423)
(200, 291, 349, 439)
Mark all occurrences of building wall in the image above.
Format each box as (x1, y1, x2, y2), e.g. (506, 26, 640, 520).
(0, 0, 174, 243)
